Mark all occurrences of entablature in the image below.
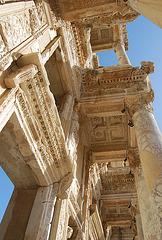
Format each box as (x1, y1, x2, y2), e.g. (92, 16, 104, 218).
(81, 65, 149, 100)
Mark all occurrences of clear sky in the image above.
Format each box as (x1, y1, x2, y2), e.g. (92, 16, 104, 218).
(0, 14, 162, 223)
(97, 15, 162, 132)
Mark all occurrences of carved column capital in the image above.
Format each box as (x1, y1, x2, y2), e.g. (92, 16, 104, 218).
(125, 90, 154, 117)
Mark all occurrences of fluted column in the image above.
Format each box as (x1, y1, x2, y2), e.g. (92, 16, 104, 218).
(128, 0, 162, 28)
(116, 41, 131, 65)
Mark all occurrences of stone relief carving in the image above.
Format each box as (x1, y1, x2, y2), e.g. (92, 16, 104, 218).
(0, 1, 161, 239)
(128, 148, 140, 170)
(63, 0, 112, 12)
(29, 7, 41, 34)
(4, 64, 38, 88)
(57, 172, 74, 199)
(125, 90, 154, 117)
(67, 226, 73, 238)
(136, 166, 161, 240)
(35, 1, 47, 26)
(55, 200, 68, 240)
(133, 108, 162, 159)
(18, 65, 72, 179)
(0, 10, 31, 50)
(151, 179, 162, 219)
(67, 105, 80, 173)
(81, 66, 148, 98)
(140, 61, 155, 74)
(0, 33, 8, 58)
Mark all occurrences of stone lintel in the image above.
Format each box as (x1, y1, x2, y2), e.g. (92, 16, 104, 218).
(101, 192, 137, 201)
(91, 143, 127, 153)
(92, 150, 126, 163)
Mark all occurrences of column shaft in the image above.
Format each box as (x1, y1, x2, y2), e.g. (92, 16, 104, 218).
(135, 214, 144, 240)
(116, 42, 131, 65)
(133, 108, 162, 239)
(129, 0, 162, 28)
(133, 109, 162, 195)
(134, 166, 161, 240)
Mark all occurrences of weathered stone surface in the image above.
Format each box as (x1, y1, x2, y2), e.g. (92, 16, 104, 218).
(0, 1, 161, 240)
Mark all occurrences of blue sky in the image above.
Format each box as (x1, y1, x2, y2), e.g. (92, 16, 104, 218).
(97, 15, 162, 132)
(0, 15, 162, 223)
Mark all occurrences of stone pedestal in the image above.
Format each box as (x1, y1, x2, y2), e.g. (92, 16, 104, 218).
(116, 41, 131, 65)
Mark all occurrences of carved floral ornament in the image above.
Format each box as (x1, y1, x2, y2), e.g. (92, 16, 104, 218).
(1, 63, 73, 185)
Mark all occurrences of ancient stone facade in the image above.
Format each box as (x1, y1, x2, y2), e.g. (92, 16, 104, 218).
(0, 1, 161, 240)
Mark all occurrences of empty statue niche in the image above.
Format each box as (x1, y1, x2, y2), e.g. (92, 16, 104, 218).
(0, 112, 38, 240)
(44, 48, 66, 111)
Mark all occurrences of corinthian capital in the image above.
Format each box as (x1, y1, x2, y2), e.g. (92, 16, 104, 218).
(125, 90, 154, 117)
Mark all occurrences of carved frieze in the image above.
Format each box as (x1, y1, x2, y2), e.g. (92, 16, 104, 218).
(0, 1, 51, 71)
(81, 66, 148, 98)
(101, 173, 136, 194)
(0, 33, 8, 59)
(0, 10, 31, 51)
(62, 0, 115, 12)
(35, 0, 47, 26)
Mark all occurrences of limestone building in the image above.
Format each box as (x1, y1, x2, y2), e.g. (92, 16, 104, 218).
(0, 0, 161, 239)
